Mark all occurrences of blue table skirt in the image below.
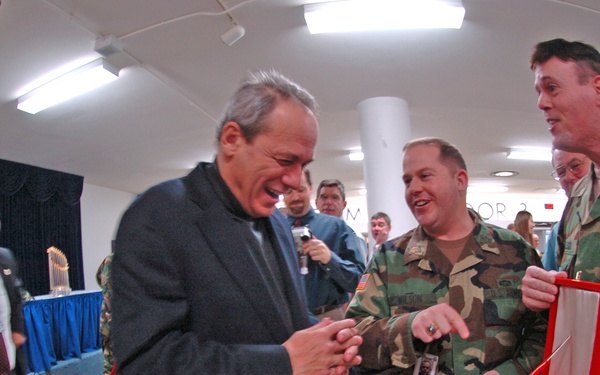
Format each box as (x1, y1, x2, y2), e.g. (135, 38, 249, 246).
(22, 291, 102, 373)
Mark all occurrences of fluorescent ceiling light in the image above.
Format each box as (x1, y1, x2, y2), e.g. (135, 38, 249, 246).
(17, 58, 119, 114)
(467, 185, 509, 193)
(348, 151, 364, 161)
(506, 148, 552, 162)
(304, 0, 465, 34)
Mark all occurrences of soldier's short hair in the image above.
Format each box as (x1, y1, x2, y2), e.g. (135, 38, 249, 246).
(403, 137, 467, 174)
(530, 38, 600, 84)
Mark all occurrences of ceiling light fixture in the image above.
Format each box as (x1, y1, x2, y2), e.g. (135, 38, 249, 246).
(304, 0, 466, 34)
(217, 0, 245, 46)
(506, 148, 552, 162)
(94, 34, 124, 57)
(221, 24, 246, 46)
(490, 170, 519, 177)
(348, 150, 364, 161)
(17, 58, 119, 114)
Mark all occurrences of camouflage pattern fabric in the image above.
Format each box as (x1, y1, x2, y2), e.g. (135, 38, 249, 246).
(96, 254, 114, 375)
(346, 212, 546, 374)
(558, 165, 600, 281)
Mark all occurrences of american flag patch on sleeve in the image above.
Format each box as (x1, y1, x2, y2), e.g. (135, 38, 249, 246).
(356, 274, 370, 290)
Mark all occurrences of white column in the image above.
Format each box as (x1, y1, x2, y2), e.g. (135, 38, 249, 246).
(357, 97, 417, 243)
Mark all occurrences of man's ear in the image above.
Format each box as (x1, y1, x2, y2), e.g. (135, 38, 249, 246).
(593, 74, 600, 105)
(219, 121, 244, 157)
(455, 169, 469, 191)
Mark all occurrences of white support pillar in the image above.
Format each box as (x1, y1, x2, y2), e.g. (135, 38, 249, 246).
(357, 97, 417, 244)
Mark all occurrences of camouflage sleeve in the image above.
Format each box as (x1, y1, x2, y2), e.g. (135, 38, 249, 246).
(491, 309, 547, 374)
(346, 261, 422, 372)
(492, 246, 547, 374)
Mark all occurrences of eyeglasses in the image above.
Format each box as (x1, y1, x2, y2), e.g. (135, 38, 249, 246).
(551, 158, 587, 181)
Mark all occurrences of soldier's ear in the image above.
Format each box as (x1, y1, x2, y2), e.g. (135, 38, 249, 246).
(455, 169, 468, 192)
(593, 74, 600, 105)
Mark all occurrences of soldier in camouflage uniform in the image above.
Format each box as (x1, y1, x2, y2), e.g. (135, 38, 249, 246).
(96, 254, 114, 375)
(346, 138, 546, 374)
(523, 39, 600, 311)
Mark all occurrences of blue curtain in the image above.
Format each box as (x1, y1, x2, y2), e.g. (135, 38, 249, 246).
(0, 159, 84, 296)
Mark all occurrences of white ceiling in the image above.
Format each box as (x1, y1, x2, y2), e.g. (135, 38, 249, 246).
(1, 0, 599, 199)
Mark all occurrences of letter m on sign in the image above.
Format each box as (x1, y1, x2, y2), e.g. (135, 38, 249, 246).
(345, 208, 361, 221)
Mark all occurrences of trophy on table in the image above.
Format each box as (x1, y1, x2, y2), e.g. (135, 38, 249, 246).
(47, 246, 71, 296)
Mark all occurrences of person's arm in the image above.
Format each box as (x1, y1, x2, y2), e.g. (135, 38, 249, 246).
(345, 259, 417, 371)
(0, 251, 26, 339)
(313, 223, 365, 293)
(484, 307, 547, 375)
(486, 244, 549, 374)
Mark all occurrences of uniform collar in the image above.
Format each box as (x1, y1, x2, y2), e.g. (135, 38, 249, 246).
(403, 210, 500, 266)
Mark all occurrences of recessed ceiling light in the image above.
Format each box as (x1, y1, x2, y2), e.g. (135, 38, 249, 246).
(490, 171, 519, 177)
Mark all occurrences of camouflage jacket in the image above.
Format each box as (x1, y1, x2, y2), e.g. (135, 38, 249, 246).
(346, 213, 546, 374)
(558, 164, 600, 281)
(96, 254, 114, 374)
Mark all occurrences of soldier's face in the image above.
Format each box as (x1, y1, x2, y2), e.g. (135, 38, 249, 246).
(552, 149, 591, 195)
(534, 57, 600, 155)
(403, 144, 468, 236)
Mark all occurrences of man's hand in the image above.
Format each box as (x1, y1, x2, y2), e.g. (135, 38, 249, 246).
(304, 237, 332, 264)
(12, 332, 26, 347)
(411, 303, 469, 343)
(283, 318, 362, 375)
(522, 266, 567, 311)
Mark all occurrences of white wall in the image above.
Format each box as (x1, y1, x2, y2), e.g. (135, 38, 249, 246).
(80, 184, 135, 291)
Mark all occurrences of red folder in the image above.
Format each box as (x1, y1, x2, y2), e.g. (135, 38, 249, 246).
(534, 278, 600, 375)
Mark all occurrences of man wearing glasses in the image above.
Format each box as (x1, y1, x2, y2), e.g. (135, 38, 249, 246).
(542, 150, 591, 270)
